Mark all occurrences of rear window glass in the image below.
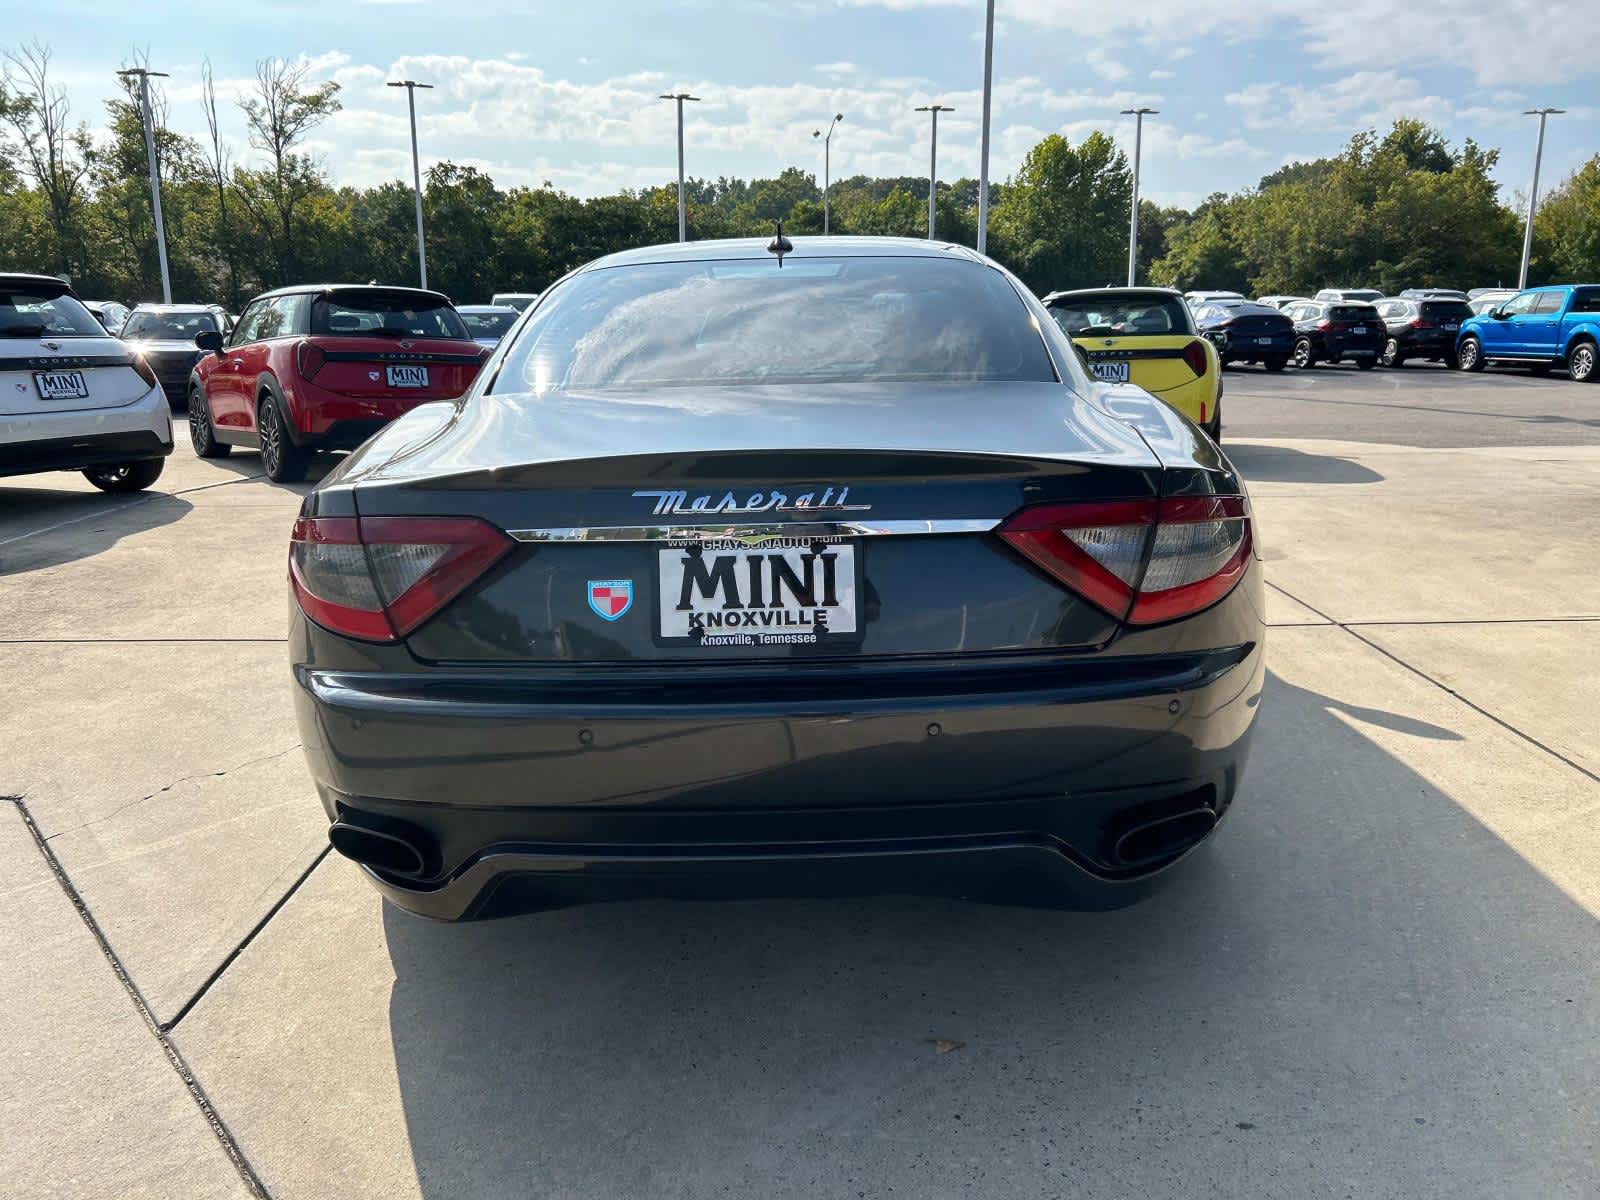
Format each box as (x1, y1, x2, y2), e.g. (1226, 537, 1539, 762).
(460, 310, 518, 339)
(1572, 288, 1600, 314)
(1331, 305, 1380, 321)
(494, 256, 1056, 391)
(1047, 294, 1191, 336)
(0, 289, 104, 338)
(122, 311, 220, 340)
(310, 293, 468, 339)
(1420, 301, 1472, 320)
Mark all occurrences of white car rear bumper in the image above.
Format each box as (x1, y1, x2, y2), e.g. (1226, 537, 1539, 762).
(0, 383, 173, 478)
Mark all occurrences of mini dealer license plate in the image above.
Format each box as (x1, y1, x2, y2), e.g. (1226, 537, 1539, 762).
(657, 538, 859, 647)
(1091, 361, 1129, 384)
(34, 370, 89, 400)
(385, 365, 429, 388)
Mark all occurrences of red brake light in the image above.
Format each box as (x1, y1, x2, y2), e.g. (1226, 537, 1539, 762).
(290, 516, 512, 641)
(998, 495, 1252, 625)
(297, 341, 327, 381)
(1409, 319, 1433, 330)
(1316, 319, 1333, 330)
(1180, 340, 1208, 377)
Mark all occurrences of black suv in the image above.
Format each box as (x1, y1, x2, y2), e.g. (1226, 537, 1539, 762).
(1373, 297, 1473, 367)
(1282, 300, 1385, 369)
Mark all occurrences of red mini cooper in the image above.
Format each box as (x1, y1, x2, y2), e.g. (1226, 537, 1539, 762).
(187, 284, 486, 481)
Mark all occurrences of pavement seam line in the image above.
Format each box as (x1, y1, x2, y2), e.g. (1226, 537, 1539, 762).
(0, 637, 289, 645)
(161, 844, 332, 1034)
(1, 794, 273, 1200)
(1265, 580, 1600, 787)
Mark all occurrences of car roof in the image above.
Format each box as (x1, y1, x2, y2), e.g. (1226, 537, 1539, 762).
(575, 235, 986, 275)
(254, 283, 455, 305)
(457, 304, 518, 314)
(128, 303, 222, 313)
(0, 273, 75, 297)
(1041, 286, 1183, 303)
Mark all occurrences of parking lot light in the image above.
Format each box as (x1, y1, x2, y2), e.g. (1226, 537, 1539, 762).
(659, 93, 701, 243)
(977, 0, 994, 255)
(1518, 107, 1564, 290)
(116, 67, 172, 304)
(387, 80, 435, 289)
(813, 114, 843, 236)
(1121, 107, 1158, 288)
(914, 104, 954, 240)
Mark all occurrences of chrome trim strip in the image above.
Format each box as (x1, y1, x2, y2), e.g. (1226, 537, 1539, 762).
(506, 518, 1000, 543)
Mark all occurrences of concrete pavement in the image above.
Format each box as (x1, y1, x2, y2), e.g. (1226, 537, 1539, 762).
(2, 372, 1597, 1198)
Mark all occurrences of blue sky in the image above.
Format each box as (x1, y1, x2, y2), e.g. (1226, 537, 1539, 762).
(10, 0, 1598, 211)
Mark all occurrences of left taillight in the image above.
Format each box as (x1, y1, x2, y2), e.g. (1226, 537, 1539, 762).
(997, 495, 1253, 626)
(131, 354, 160, 389)
(297, 340, 327, 382)
(289, 516, 512, 642)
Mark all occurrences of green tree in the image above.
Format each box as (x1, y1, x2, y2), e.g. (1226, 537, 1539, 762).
(1532, 155, 1600, 283)
(988, 132, 1131, 293)
(236, 57, 341, 280)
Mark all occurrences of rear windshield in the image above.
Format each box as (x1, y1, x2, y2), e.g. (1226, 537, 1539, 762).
(1420, 301, 1472, 320)
(493, 256, 1057, 391)
(460, 310, 518, 339)
(1047, 293, 1191, 337)
(122, 311, 221, 340)
(1331, 305, 1380, 321)
(310, 293, 468, 339)
(0, 289, 104, 338)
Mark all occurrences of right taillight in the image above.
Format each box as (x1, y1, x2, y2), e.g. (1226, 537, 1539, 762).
(998, 495, 1252, 626)
(1181, 340, 1208, 376)
(289, 515, 512, 642)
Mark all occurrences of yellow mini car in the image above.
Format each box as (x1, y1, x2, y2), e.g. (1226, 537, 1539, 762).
(1044, 287, 1224, 440)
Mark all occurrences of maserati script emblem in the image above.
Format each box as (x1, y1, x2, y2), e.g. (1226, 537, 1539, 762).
(633, 487, 870, 517)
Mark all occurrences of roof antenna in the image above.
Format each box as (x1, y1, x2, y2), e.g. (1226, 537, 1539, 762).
(766, 220, 792, 267)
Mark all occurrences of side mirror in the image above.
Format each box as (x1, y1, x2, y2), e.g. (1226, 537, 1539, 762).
(195, 329, 224, 354)
(1491, 308, 1510, 320)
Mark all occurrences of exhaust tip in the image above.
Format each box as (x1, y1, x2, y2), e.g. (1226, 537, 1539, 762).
(1111, 807, 1217, 868)
(329, 820, 429, 878)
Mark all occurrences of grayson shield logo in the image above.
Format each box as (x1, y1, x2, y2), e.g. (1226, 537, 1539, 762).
(587, 580, 633, 621)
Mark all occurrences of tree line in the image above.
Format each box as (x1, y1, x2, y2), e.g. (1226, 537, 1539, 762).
(2, 41, 1596, 309)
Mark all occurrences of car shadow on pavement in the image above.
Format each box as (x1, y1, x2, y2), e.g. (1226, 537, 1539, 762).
(1225, 443, 1384, 485)
(0, 492, 191, 577)
(378, 668, 1597, 1199)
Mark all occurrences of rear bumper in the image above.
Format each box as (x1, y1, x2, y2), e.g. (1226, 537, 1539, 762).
(0, 388, 173, 478)
(295, 634, 1266, 920)
(1216, 333, 1293, 359)
(296, 418, 391, 452)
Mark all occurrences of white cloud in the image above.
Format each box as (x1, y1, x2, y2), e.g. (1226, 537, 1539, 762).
(1149, 69, 1175, 80)
(813, 62, 859, 76)
(1225, 71, 1454, 134)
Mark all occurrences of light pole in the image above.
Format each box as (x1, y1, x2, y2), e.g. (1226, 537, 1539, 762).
(813, 113, 843, 235)
(1121, 107, 1157, 287)
(1518, 107, 1563, 290)
(659, 92, 701, 242)
(977, 0, 994, 255)
(388, 80, 434, 288)
(914, 103, 954, 240)
(117, 67, 171, 304)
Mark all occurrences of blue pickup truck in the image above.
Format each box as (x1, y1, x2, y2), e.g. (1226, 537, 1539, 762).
(1456, 284, 1600, 381)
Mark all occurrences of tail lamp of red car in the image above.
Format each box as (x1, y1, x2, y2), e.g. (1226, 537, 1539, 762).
(289, 516, 512, 642)
(998, 496, 1253, 625)
(296, 341, 328, 382)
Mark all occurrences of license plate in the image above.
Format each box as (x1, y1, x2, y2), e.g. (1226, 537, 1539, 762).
(1257, 337, 1275, 345)
(1444, 322, 1459, 331)
(1090, 361, 1129, 384)
(33, 370, 89, 400)
(657, 538, 859, 646)
(1351, 326, 1368, 334)
(385, 365, 429, 388)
